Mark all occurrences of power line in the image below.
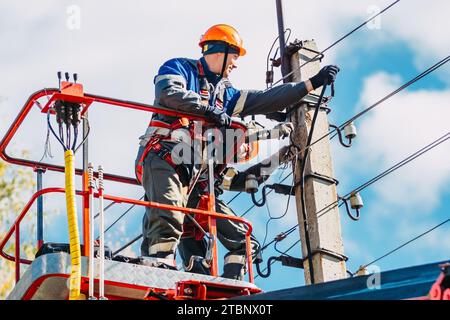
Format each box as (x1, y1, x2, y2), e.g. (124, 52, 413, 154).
(240, 170, 291, 217)
(99, 194, 145, 239)
(355, 217, 450, 274)
(279, 130, 450, 237)
(259, 216, 450, 279)
(350, 132, 450, 195)
(99, 195, 145, 239)
(303, 55, 450, 157)
(270, 0, 401, 87)
(240, 55, 450, 220)
(230, 0, 401, 209)
(232, 4, 446, 215)
(258, 131, 450, 274)
(317, 130, 450, 221)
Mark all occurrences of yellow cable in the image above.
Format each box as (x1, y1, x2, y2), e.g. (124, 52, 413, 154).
(64, 150, 85, 300)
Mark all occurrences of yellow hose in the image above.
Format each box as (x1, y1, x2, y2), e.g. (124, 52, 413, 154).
(64, 150, 85, 300)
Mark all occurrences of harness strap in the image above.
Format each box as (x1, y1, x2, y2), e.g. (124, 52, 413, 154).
(135, 139, 178, 184)
(197, 60, 210, 103)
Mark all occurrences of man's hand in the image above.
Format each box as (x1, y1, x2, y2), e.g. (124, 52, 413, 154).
(273, 122, 294, 139)
(309, 65, 340, 89)
(205, 106, 232, 127)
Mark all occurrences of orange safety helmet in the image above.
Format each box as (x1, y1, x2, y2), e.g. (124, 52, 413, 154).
(199, 24, 247, 56)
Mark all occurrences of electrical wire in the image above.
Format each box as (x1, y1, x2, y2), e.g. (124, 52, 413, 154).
(242, 56, 450, 280)
(226, 160, 290, 207)
(244, 54, 450, 217)
(47, 108, 67, 150)
(355, 217, 450, 274)
(295, 84, 329, 284)
(74, 116, 91, 153)
(260, 132, 450, 272)
(269, 0, 401, 88)
(294, 55, 450, 159)
(277, 130, 450, 238)
(72, 126, 78, 151)
(112, 234, 143, 256)
(350, 131, 450, 196)
(256, 85, 328, 281)
(257, 131, 450, 276)
(97, 195, 146, 239)
(240, 170, 292, 217)
(256, 237, 301, 279)
(316, 130, 450, 222)
(261, 161, 296, 250)
(266, 28, 292, 89)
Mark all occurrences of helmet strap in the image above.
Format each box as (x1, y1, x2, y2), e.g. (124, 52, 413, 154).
(219, 45, 230, 80)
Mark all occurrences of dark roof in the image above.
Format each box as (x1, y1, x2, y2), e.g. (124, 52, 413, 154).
(234, 260, 449, 300)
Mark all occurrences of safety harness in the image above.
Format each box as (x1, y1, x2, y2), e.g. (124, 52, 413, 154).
(135, 60, 217, 185)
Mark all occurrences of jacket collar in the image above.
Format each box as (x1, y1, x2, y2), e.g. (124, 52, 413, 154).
(199, 56, 222, 86)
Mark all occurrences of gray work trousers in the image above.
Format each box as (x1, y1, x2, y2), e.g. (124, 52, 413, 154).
(139, 149, 188, 256)
(179, 191, 260, 272)
(137, 147, 260, 268)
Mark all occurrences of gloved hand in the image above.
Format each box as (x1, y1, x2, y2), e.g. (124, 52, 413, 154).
(273, 122, 294, 139)
(204, 105, 232, 127)
(309, 65, 340, 89)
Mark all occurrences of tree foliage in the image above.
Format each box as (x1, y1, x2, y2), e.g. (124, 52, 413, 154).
(0, 157, 35, 299)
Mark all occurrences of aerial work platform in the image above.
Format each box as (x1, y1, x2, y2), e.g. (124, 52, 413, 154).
(7, 252, 260, 300)
(0, 82, 260, 300)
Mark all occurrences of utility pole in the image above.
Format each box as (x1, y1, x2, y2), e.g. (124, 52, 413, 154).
(289, 40, 347, 285)
(274, 0, 346, 285)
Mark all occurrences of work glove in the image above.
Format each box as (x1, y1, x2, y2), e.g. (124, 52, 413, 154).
(309, 65, 340, 89)
(204, 105, 232, 127)
(273, 122, 294, 139)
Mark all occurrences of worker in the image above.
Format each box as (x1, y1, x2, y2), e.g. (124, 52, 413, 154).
(179, 141, 296, 280)
(135, 24, 340, 272)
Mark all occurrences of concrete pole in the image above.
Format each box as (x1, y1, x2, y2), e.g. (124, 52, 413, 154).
(289, 40, 347, 285)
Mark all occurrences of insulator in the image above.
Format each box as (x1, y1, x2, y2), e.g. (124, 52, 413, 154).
(245, 174, 258, 194)
(54, 100, 65, 125)
(350, 192, 364, 209)
(88, 162, 94, 188)
(98, 165, 104, 190)
(71, 103, 82, 126)
(344, 122, 357, 139)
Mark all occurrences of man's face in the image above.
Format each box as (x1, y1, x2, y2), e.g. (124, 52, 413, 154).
(207, 52, 239, 78)
(223, 53, 239, 78)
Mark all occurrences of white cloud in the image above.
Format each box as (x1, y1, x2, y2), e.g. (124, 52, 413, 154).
(348, 72, 450, 212)
(330, 69, 450, 269)
(2, 1, 450, 278)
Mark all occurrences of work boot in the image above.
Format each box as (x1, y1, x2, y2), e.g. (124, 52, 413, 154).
(222, 262, 246, 281)
(222, 254, 246, 280)
(184, 255, 211, 275)
(140, 251, 178, 271)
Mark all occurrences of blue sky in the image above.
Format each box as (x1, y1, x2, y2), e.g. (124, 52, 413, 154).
(1, 0, 449, 294)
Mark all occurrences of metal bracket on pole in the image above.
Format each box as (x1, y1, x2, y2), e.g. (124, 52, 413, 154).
(305, 248, 348, 263)
(286, 94, 332, 117)
(304, 172, 339, 186)
(267, 183, 296, 196)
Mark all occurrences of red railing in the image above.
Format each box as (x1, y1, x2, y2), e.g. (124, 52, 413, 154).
(0, 85, 255, 285)
(0, 188, 255, 283)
